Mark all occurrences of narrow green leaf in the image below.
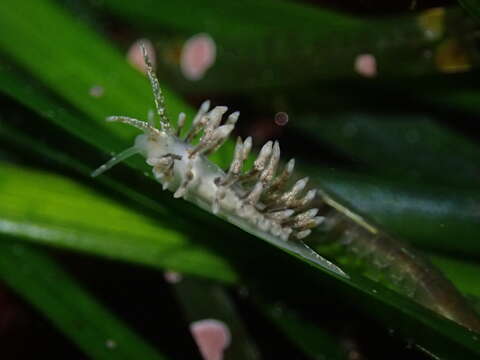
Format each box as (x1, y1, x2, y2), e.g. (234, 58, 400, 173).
(261, 302, 346, 359)
(0, 162, 237, 283)
(430, 254, 480, 298)
(458, 0, 480, 22)
(294, 112, 480, 187)
(0, 241, 167, 360)
(2, 163, 480, 358)
(172, 277, 261, 360)
(98, 0, 465, 89)
(0, 0, 192, 145)
(305, 166, 480, 256)
(98, 0, 364, 40)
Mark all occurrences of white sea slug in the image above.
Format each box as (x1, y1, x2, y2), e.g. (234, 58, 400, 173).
(92, 45, 346, 277)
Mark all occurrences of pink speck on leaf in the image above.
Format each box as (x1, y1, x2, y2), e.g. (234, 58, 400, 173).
(127, 38, 156, 74)
(105, 339, 117, 349)
(190, 319, 231, 360)
(163, 271, 183, 284)
(274, 112, 289, 126)
(180, 33, 216, 81)
(354, 54, 377, 78)
(89, 85, 104, 98)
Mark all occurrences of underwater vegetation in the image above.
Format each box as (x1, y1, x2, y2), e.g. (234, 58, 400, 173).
(1, 0, 480, 359)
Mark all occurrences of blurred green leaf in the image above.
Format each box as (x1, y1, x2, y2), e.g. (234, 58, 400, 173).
(2, 162, 480, 358)
(0, 0, 192, 149)
(458, 0, 480, 22)
(0, 162, 237, 282)
(304, 166, 480, 257)
(261, 302, 346, 360)
(0, 241, 167, 360)
(98, 0, 364, 40)
(98, 0, 467, 90)
(430, 254, 480, 298)
(294, 112, 480, 187)
(172, 277, 261, 360)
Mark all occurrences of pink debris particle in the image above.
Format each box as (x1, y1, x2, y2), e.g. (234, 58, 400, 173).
(105, 339, 117, 349)
(127, 38, 156, 74)
(163, 271, 183, 284)
(89, 85, 104, 98)
(354, 54, 377, 78)
(274, 112, 289, 126)
(180, 33, 216, 81)
(190, 319, 231, 360)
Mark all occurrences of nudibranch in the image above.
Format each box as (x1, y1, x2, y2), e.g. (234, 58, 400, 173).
(92, 45, 325, 244)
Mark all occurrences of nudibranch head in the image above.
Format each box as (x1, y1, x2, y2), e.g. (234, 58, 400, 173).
(133, 129, 171, 159)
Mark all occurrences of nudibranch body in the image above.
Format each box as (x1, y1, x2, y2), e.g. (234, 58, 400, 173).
(92, 45, 323, 243)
